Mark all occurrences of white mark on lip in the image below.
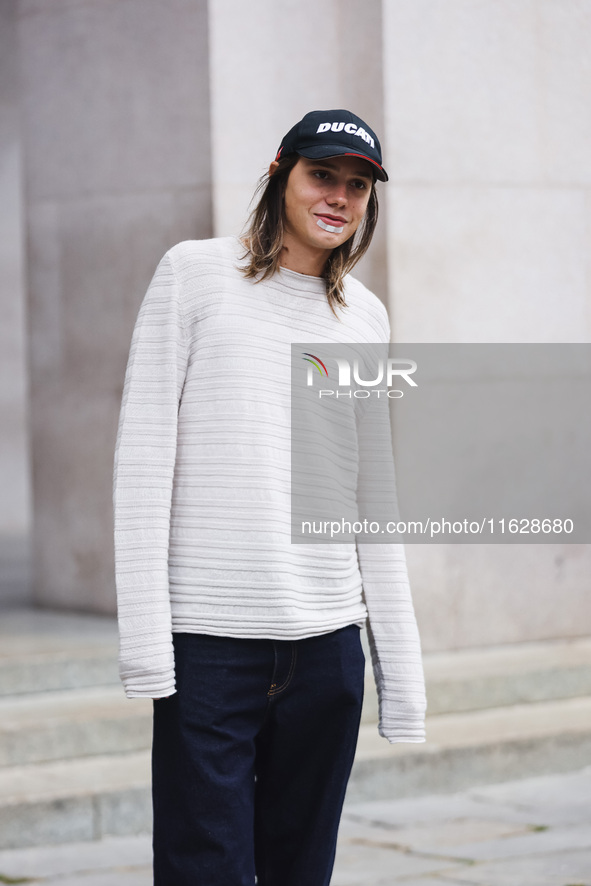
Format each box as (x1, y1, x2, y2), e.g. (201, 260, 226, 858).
(317, 218, 344, 234)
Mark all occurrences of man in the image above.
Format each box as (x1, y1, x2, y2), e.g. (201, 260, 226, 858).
(113, 109, 426, 886)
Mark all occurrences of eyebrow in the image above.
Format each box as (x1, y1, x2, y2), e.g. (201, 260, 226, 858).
(311, 159, 373, 180)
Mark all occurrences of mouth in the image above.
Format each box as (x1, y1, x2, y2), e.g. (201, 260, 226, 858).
(315, 213, 347, 234)
(315, 213, 347, 225)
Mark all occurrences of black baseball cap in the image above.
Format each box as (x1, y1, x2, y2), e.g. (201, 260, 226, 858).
(275, 109, 388, 182)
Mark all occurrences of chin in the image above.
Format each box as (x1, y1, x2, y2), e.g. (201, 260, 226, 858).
(311, 227, 348, 248)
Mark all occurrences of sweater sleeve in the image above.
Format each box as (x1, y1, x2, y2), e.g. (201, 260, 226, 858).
(355, 308, 427, 743)
(113, 249, 189, 698)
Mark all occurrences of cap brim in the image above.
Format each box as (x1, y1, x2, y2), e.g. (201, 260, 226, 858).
(295, 143, 388, 182)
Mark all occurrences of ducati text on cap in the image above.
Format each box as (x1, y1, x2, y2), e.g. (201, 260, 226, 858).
(316, 122, 375, 149)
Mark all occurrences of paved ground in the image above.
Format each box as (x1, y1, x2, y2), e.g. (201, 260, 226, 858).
(0, 766, 589, 885)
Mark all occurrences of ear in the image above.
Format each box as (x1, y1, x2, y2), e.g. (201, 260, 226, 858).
(268, 160, 280, 177)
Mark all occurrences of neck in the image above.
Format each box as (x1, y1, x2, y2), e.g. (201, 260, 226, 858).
(278, 234, 331, 277)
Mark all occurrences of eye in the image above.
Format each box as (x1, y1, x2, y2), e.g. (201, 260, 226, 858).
(313, 170, 330, 180)
(351, 179, 368, 190)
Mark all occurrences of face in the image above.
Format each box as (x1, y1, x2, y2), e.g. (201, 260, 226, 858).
(272, 155, 374, 259)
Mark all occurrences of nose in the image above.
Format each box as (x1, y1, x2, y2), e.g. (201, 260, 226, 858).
(327, 179, 348, 207)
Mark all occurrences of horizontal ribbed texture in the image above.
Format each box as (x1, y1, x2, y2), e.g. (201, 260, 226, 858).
(113, 236, 426, 742)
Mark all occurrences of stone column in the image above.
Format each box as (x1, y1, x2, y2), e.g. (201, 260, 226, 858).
(381, 0, 591, 649)
(18, 0, 213, 612)
(0, 0, 31, 605)
(208, 0, 388, 298)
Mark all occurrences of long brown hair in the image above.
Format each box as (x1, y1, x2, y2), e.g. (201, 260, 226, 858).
(239, 154, 379, 319)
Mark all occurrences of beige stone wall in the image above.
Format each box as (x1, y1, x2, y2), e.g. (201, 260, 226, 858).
(17, 0, 213, 612)
(0, 0, 30, 540)
(208, 0, 388, 298)
(381, 0, 591, 649)
(5, 0, 590, 644)
(0, 0, 32, 606)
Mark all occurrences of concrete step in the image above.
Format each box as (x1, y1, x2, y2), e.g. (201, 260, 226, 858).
(0, 608, 119, 695)
(6, 633, 590, 767)
(349, 694, 591, 804)
(1, 695, 591, 850)
(360, 634, 591, 724)
(421, 635, 591, 715)
(0, 648, 120, 696)
(0, 768, 591, 886)
(0, 687, 151, 767)
(0, 750, 151, 850)
(3, 606, 591, 714)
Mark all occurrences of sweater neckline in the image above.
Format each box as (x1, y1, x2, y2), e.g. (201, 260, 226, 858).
(230, 236, 328, 295)
(274, 264, 327, 294)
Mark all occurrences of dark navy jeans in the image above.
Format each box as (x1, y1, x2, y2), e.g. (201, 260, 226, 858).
(151, 624, 365, 886)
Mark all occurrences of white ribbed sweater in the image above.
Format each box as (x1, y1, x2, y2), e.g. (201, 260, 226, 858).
(113, 236, 427, 743)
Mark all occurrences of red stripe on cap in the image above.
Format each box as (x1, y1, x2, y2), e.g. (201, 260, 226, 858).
(341, 152, 385, 174)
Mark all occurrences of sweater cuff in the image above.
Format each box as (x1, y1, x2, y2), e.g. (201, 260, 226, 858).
(378, 723, 426, 744)
(118, 642, 176, 698)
